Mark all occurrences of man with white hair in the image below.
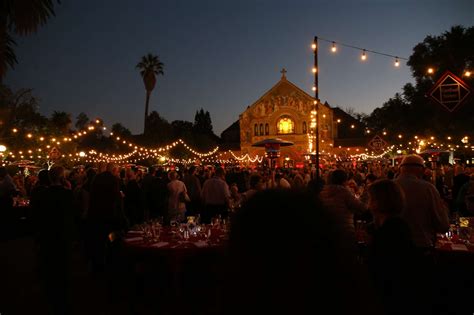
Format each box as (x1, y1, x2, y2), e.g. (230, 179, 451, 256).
(394, 155, 449, 249)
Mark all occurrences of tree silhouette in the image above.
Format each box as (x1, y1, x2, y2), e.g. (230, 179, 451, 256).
(111, 122, 132, 138)
(50, 111, 72, 134)
(193, 108, 214, 135)
(136, 53, 164, 134)
(366, 26, 474, 140)
(144, 111, 172, 144)
(0, 85, 47, 139)
(75, 112, 90, 130)
(0, 0, 60, 79)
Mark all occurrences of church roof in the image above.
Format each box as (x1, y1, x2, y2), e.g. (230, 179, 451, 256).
(242, 69, 329, 116)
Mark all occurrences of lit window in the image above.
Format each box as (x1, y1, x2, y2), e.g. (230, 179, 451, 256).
(277, 116, 295, 134)
(259, 124, 263, 136)
(254, 124, 258, 136)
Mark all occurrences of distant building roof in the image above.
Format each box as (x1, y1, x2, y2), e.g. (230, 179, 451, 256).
(220, 120, 240, 150)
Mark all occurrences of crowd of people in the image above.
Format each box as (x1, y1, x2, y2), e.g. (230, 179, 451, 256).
(0, 155, 473, 314)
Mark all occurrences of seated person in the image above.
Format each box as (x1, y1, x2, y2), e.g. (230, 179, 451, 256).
(366, 179, 420, 315)
(222, 189, 381, 315)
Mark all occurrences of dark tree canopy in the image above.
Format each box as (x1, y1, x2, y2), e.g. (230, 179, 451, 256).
(193, 108, 214, 135)
(0, 85, 48, 138)
(49, 111, 72, 134)
(75, 112, 90, 130)
(111, 122, 132, 138)
(366, 25, 474, 141)
(0, 0, 60, 79)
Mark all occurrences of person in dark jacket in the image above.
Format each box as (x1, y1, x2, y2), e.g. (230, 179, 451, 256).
(85, 163, 127, 272)
(123, 168, 144, 225)
(35, 166, 74, 315)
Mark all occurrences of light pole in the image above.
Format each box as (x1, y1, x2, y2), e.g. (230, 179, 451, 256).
(312, 36, 320, 182)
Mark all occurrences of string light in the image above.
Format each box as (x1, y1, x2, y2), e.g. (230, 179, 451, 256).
(315, 36, 408, 66)
(465, 71, 471, 77)
(427, 67, 434, 74)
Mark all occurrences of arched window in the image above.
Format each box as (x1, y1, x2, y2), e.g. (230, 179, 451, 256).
(254, 124, 258, 136)
(259, 124, 264, 136)
(303, 121, 307, 133)
(265, 123, 269, 135)
(277, 116, 295, 134)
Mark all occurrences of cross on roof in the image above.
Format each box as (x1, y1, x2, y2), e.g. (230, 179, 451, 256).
(280, 68, 287, 79)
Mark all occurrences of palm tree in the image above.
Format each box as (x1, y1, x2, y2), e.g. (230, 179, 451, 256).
(136, 53, 164, 133)
(0, 0, 60, 80)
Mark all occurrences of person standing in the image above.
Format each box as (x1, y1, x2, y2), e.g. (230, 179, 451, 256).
(183, 166, 202, 217)
(201, 167, 231, 223)
(167, 171, 188, 223)
(35, 166, 74, 315)
(124, 168, 144, 226)
(0, 167, 17, 225)
(86, 163, 126, 272)
(394, 155, 449, 250)
(366, 179, 418, 315)
(319, 169, 367, 245)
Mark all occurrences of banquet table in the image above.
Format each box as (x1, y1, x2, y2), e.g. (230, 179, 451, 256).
(123, 225, 227, 254)
(118, 225, 228, 314)
(435, 236, 474, 265)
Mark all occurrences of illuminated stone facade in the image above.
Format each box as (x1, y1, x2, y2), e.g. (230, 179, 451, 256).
(239, 71, 335, 163)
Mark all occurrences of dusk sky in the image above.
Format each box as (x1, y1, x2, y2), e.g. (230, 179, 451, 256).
(5, 0, 473, 135)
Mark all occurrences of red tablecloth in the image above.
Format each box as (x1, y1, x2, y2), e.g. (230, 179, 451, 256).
(435, 237, 474, 266)
(118, 226, 227, 314)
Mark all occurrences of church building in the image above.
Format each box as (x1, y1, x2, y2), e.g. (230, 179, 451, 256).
(221, 69, 366, 165)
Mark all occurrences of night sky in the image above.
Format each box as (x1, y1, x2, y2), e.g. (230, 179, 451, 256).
(5, 0, 473, 135)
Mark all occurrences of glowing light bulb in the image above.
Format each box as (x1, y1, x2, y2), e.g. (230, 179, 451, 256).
(311, 43, 316, 50)
(427, 68, 434, 74)
(361, 50, 367, 61)
(394, 58, 399, 67)
(312, 67, 317, 73)
(331, 42, 337, 53)
(465, 71, 471, 77)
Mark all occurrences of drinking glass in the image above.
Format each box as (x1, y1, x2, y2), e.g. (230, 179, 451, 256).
(459, 227, 472, 242)
(156, 216, 164, 226)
